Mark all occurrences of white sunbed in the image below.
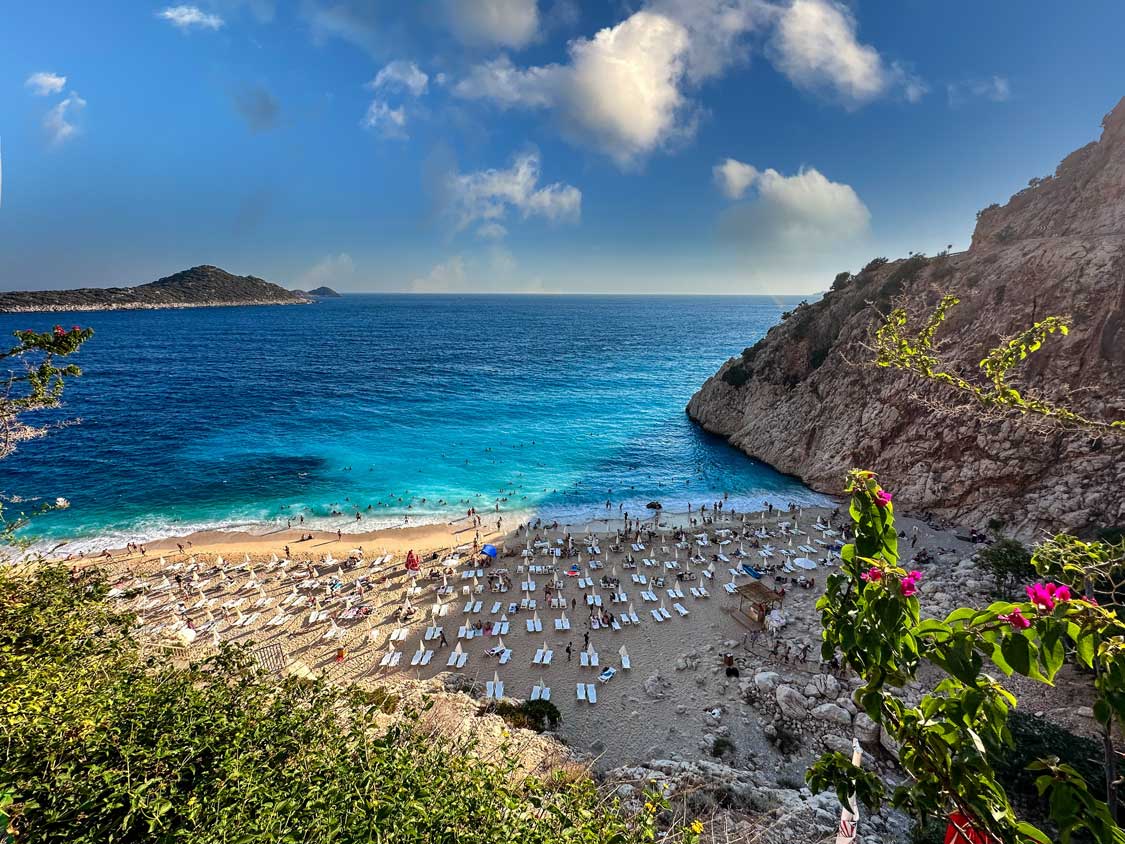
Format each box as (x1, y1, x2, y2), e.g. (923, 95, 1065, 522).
(389, 627, 409, 642)
(702, 569, 713, 580)
(464, 600, 482, 614)
(499, 649, 513, 665)
(268, 612, 291, 627)
(554, 617, 571, 631)
(724, 583, 737, 594)
(491, 601, 502, 614)
(425, 626, 443, 641)
(530, 684, 551, 701)
(659, 607, 672, 620)
(628, 610, 641, 625)
(486, 680, 504, 700)
(598, 666, 617, 683)
(619, 650, 631, 670)
(673, 603, 689, 617)
(641, 590, 657, 602)
(380, 650, 401, 667)
(587, 683, 597, 703)
(494, 620, 510, 635)
(651, 609, 664, 622)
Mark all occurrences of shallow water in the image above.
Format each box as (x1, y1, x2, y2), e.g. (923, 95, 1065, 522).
(1, 295, 828, 549)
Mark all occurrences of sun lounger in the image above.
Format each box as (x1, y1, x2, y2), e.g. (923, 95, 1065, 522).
(587, 683, 597, 703)
(554, 616, 570, 631)
(628, 610, 640, 624)
(611, 618, 621, 630)
(619, 649, 631, 670)
(499, 649, 512, 665)
(491, 601, 502, 614)
(724, 583, 737, 594)
(531, 684, 546, 701)
(673, 603, 689, 617)
(718, 554, 731, 563)
(390, 627, 409, 642)
(641, 590, 657, 602)
(598, 666, 616, 683)
(425, 626, 442, 640)
(463, 600, 482, 614)
(702, 569, 713, 580)
(651, 609, 663, 622)
(659, 607, 672, 620)
(577, 682, 586, 701)
(495, 621, 510, 635)
(380, 650, 401, 667)
(486, 680, 504, 700)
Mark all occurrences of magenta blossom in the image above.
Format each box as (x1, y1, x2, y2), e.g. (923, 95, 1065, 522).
(1026, 582, 1071, 613)
(874, 490, 893, 508)
(900, 570, 923, 597)
(860, 567, 882, 582)
(999, 607, 1032, 630)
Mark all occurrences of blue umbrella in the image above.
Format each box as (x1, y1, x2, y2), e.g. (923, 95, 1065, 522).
(481, 544, 498, 558)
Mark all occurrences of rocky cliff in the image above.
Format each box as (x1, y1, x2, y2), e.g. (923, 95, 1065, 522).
(0, 265, 309, 312)
(688, 98, 1125, 538)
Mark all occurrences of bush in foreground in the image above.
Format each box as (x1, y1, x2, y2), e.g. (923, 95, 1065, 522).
(0, 566, 667, 844)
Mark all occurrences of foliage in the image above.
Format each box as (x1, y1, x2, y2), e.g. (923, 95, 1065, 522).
(710, 737, 736, 759)
(1, 325, 92, 552)
(979, 538, 1035, 598)
(831, 271, 853, 290)
(992, 712, 1114, 828)
(489, 699, 562, 733)
(0, 566, 668, 844)
(873, 294, 1125, 435)
(862, 257, 889, 273)
(807, 469, 1125, 844)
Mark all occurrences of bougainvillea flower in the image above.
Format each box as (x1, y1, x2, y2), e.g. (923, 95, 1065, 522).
(1026, 582, 1071, 613)
(998, 608, 1031, 630)
(874, 490, 893, 508)
(900, 570, 923, 597)
(860, 567, 883, 582)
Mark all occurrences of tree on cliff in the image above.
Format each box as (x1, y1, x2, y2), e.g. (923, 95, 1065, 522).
(0, 325, 93, 551)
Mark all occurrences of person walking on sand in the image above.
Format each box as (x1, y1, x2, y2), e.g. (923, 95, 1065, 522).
(583, 631, 590, 649)
(566, 642, 573, 662)
(439, 629, 448, 648)
(911, 524, 919, 548)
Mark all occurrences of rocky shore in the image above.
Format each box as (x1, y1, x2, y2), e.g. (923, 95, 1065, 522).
(687, 98, 1125, 539)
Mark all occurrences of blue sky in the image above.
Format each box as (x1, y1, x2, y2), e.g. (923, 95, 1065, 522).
(1, 1, 1122, 294)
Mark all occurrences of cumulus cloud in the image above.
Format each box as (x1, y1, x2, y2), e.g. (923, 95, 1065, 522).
(713, 158, 760, 199)
(370, 60, 429, 97)
(445, 0, 540, 49)
(947, 75, 1010, 107)
(296, 253, 356, 289)
(476, 222, 509, 240)
(446, 151, 581, 235)
(158, 5, 225, 30)
(361, 101, 408, 138)
(410, 255, 468, 292)
(362, 61, 428, 139)
(231, 85, 280, 132)
(455, 11, 694, 166)
(25, 72, 67, 96)
(44, 92, 86, 145)
(769, 0, 890, 105)
(646, 0, 765, 84)
(716, 159, 870, 251)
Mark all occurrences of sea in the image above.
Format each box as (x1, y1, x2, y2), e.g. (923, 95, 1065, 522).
(1, 295, 829, 552)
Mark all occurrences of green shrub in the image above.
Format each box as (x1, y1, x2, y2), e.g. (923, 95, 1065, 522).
(721, 363, 752, 387)
(0, 566, 656, 844)
(489, 699, 561, 733)
(862, 257, 888, 273)
(711, 737, 736, 759)
(979, 537, 1034, 597)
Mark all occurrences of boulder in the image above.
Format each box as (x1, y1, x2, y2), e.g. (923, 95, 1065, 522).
(853, 712, 880, 744)
(775, 684, 809, 720)
(813, 673, 839, 698)
(754, 671, 781, 693)
(811, 703, 852, 727)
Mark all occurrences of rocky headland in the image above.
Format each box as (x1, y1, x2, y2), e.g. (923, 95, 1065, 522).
(0, 265, 309, 313)
(688, 97, 1125, 539)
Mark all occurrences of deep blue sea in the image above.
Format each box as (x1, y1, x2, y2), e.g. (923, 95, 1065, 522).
(1, 295, 827, 550)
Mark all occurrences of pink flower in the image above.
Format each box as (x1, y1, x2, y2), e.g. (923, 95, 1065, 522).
(901, 570, 923, 597)
(874, 490, 893, 508)
(1026, 582, 1071, 613)
(860, 567, 882, 582)
(999, 608, 1031, 630)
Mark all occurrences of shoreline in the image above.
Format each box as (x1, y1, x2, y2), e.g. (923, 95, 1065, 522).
(52, 500, 842, 565)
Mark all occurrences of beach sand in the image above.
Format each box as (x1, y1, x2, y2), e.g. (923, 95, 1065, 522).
(83, 503, 1092, 777)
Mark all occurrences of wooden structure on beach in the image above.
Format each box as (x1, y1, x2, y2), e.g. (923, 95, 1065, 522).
(731, 582, 784, 629)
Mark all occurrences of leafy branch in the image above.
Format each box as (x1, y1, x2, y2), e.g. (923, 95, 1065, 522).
(872, 294, 1125, 435)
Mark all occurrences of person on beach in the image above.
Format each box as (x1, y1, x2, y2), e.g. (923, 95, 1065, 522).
(439, 629, 448, 648)
(583, 631, 590, 649)
(566, 642, 573, 662)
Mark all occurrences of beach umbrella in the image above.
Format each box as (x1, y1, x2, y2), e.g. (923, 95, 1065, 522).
(481, 544, 498, 558)
(497, 636, 506, 650)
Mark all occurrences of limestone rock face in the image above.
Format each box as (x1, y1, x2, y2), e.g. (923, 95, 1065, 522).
(687, 98, 1125, 538)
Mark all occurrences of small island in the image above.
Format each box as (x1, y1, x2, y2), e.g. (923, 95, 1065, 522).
(0, 265, 310, 313)
(292, 286, 342, 298)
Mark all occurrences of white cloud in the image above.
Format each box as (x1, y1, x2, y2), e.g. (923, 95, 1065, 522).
(361, 101, 407, 138)
(370, 60, 429, 97)
(476, 222, 509, 240)
(446, 151, 581, 235)
(25, 72, 67, 96)
(948, 75, 1010, 107)
(768, 0, 891, 105)
(455, 11, 694, 167)
(713, 158, 759, 199)
(717, 160, 870, 249)
(646, 0, 765, 84)
(445, 0, 540, 49)
(296, 253, 355, 290)
(44, 92, 86, 145)
(158, 5, 225, 29)
(411, 255, 468, 292)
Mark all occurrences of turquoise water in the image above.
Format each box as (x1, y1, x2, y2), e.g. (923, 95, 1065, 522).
(1, 295, 827, 550)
